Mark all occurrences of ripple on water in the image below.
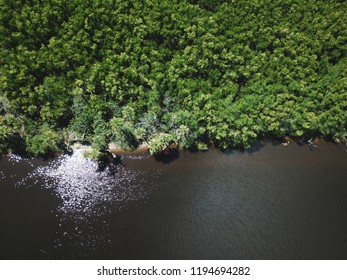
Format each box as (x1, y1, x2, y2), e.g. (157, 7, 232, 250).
(8, 153, 25, 163)
(32, 150, 150, 217)
(14, 150, 156, 258)
(7, 154, 34, 167)
(0, 171, 5, 181)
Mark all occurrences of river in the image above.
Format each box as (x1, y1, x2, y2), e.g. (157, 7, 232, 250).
(0, 141, 347, 259)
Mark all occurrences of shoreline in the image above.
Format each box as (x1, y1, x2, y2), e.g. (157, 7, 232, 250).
(71, 136, 346, 155)
(71, 142, 150, 155)
(2, 137, 346, 159)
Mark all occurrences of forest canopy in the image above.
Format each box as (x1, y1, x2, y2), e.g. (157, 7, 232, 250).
(1, 0, 346, 156)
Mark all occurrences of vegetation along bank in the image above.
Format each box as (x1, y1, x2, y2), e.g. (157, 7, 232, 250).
(1, 0, 346, 158)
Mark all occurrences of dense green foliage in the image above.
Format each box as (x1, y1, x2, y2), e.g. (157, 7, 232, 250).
(1, 0, 346, 156)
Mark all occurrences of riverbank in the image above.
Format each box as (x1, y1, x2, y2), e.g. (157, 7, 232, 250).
(70, 142, 150, 155)
(1, 134, 346, 160)
(71, 136, 346, 156)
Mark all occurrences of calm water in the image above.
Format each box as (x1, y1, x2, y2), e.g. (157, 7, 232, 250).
(0, 142, 347, 259)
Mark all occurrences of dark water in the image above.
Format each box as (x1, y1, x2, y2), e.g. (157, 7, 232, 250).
(1, 142, 347, 259)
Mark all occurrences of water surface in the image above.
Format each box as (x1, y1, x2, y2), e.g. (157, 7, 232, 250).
(0, 142, 346, 259)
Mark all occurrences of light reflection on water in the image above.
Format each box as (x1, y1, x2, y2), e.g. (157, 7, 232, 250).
(15, 150, 156, 258)
(35, 151, 148, 216)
